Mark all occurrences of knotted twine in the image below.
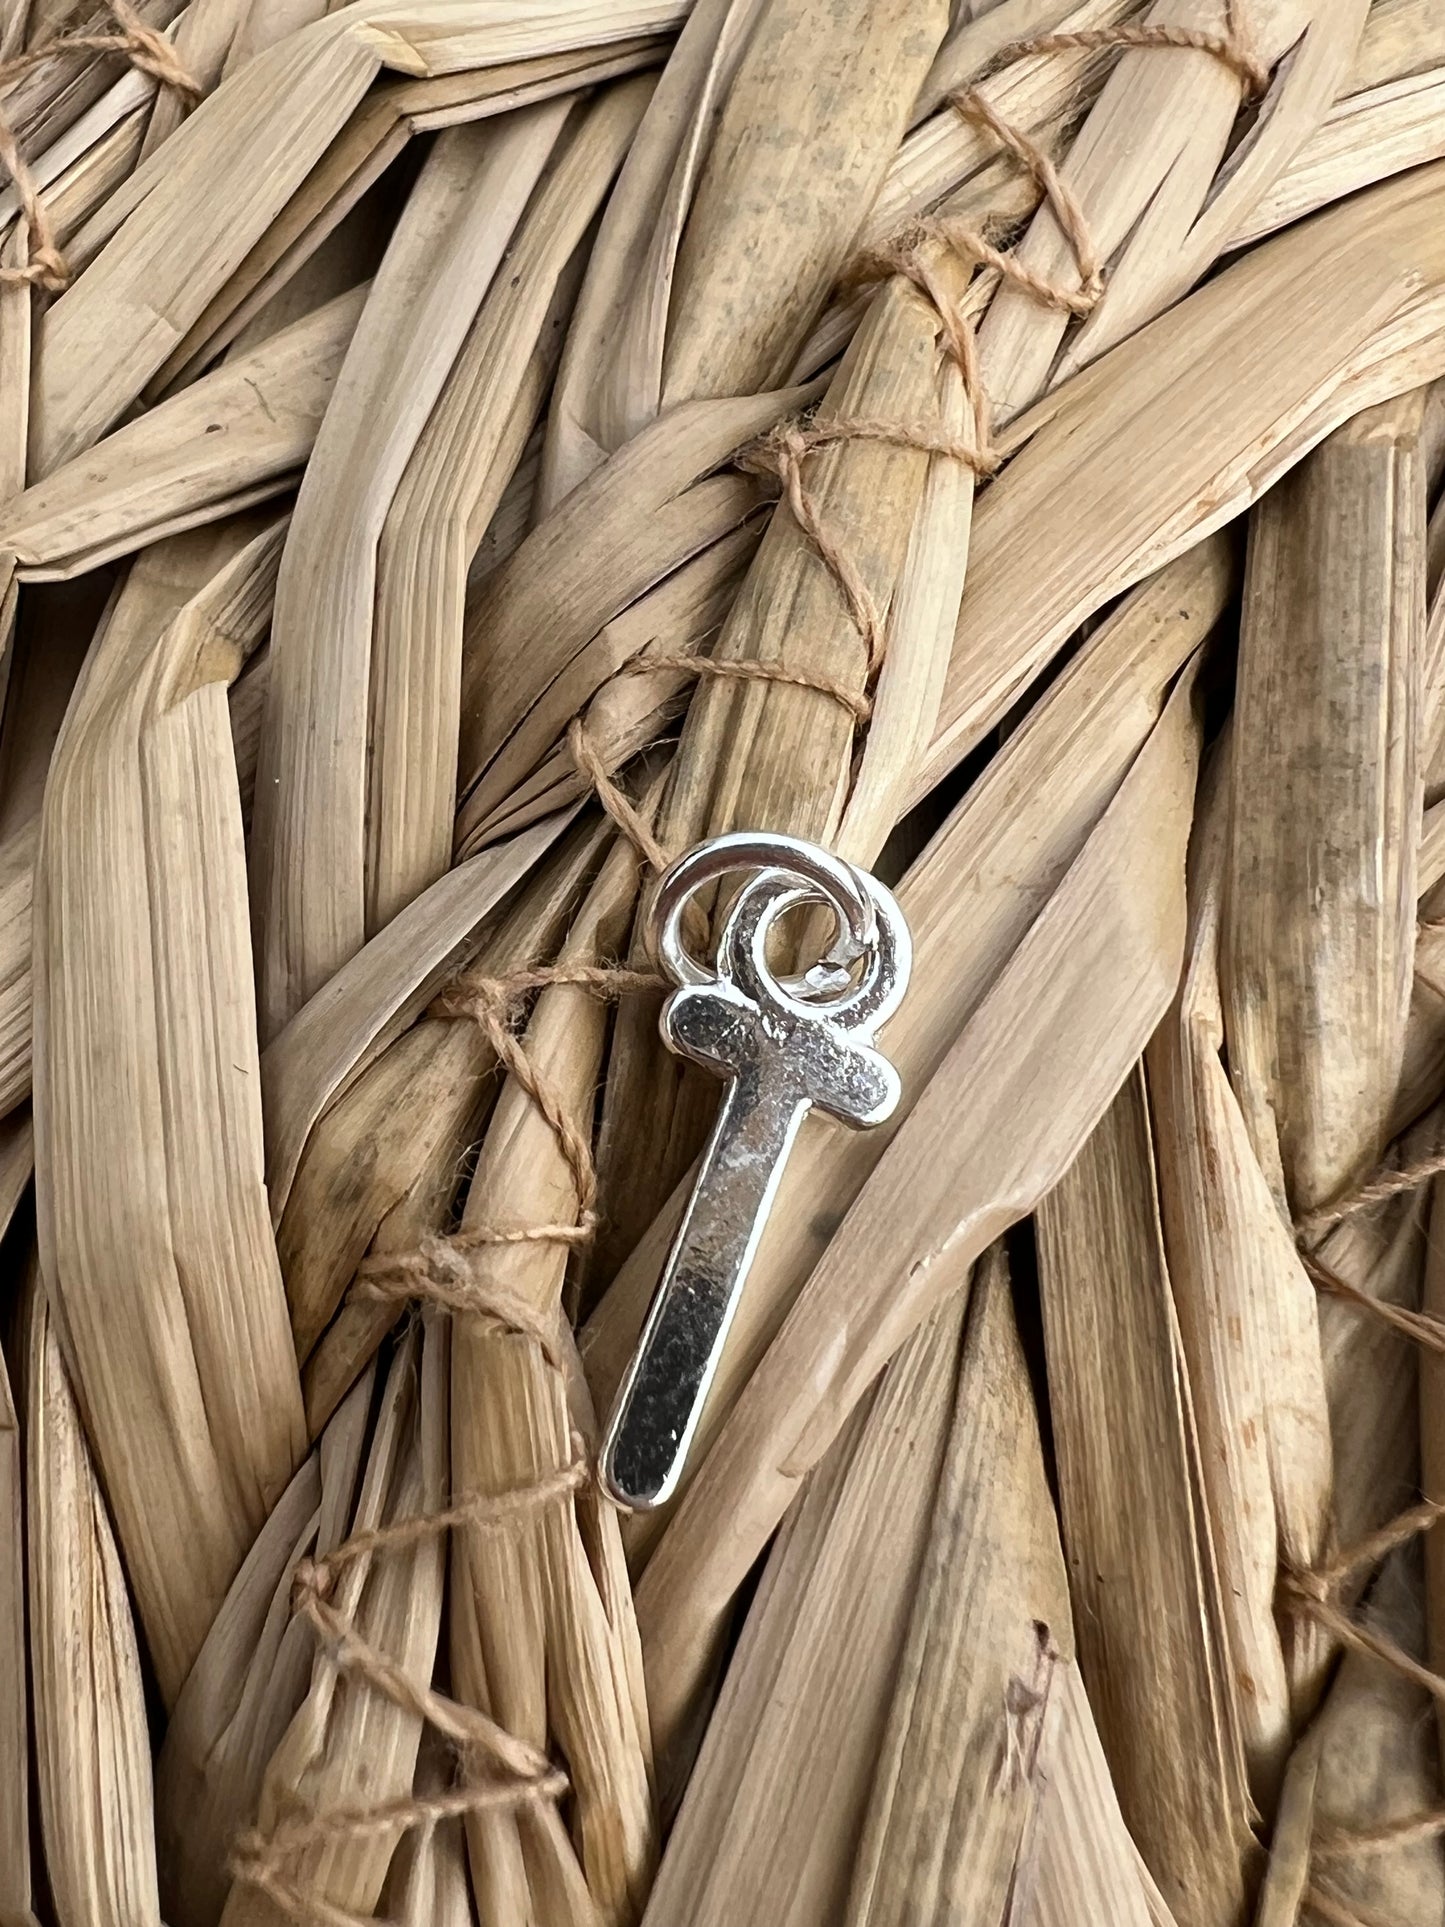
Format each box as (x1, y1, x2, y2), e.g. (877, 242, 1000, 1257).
(0, 0, 200, 291)
(1269, 1113, 1445, 1914)
(722, 15, 1270, 693)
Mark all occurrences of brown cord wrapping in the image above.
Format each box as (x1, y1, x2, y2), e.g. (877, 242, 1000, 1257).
(1280, 1135, 1445, 1908)
(739, 419, 887, 672)
(292, 1566, 559, 1773)
(1299, 1248, 1445, 1357)
(1284, 1569, 1445, 1712)
(0, 0, 201, 291)
(229, 1432, 596, 1919)
(945, 19, 1271, 318)
(231, 959, 667, 1919)
(945, 84, 1104, 313)
(758, 19, 1270, 722)
(1303, 1884, 1409, 1927)
(233, 958, 666, 1915)
(434, 968, 607, 1224)
(1288, 1499, 1445, 1621)
(996, 24, 1271, 102)
(230, 1773, 570, 1927)
(1283, 1140, 1445, 1868)
(847, 20, 1270, 355)
(304, 1456, 593, 1590)
(360, 1251, 587, 1363)
(1281, 1502, 1445, 1911)
(567, 715, 676, 876)
(1290, 1132, 1445, 1350)
(1298, 1143, 1445, 1243)
(624, 646, 877, 727)
(1278, 1495, 1445, 1888)
(0, 120, 66, 291)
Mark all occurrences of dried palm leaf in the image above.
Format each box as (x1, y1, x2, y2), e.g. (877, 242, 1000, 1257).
(925, 157, 1445, 796)
(846, 1260, 1061, 1923)
(2, 0, 181, 157)
(142, 48, 664, 398)
(1317, 1198, 1426, 1547)
(639, 1292, 967, 1923)
(1423, 1179, 1445, 1784)
(0, 818, 35, 1120)
(992, 0, 1368, 389)
(0, 59, 154, 259)
(23, 1256, 160, 1927)
(260, 808, 572, 1230)
(156, 1364, 375, 1927)
(846, 1254, 1146, 1927)
(1224, 391, 1423, 1218)
(34, 517, 304, 1701)
(252, 109, 583, 1034)
(379, 1732, 479, 1927)
(0, 288, 360, 579)
(1262, 1552, 1445, 1927)
(543, 0, 949, 503)
(1232, 0, 1445, 244)
(1148, 742, 1332, 1809)
(366, 77, 651, 932)
(1036, 1065, 1256, 1926)
(459, 527, 758, 864)
(287, 819, 606, 1428)
(0, 574, 96, 1118)
(455, 386, 804, 838)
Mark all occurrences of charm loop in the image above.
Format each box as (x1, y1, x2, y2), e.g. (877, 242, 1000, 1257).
(646, 828, 879, 990)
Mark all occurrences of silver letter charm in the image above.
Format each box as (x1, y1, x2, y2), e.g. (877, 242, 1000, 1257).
(599, 832, 911, 1511)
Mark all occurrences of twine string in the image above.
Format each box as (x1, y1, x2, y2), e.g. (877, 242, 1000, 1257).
(622, 643, 877, 726)
(749, 20, 1270, 719)
(996, 23, 1270, 102)
(1303, 1883, 1414, 1927)
(228, 1417, 597, 1918)
(1284, 1500, 1445, 1709)
(1299, 1247, 1445, 1356)
(1286, 1132, 1445, 1881)
(1314, 1808, 1445, 1858)
(850, 22, 1269, 350)
(1278, 1502, 1445, 1906)
(0, 0, 201, 291)
(232, 959, 662, 1919)
(1298, 1142, 1445, 1244)
(1290, 1126, 1445, 1385)
(566, 718, 676, 877)
(229, 1771, 571, 1927)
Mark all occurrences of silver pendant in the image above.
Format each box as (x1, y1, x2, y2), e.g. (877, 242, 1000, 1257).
(599, 831, 911, 1511)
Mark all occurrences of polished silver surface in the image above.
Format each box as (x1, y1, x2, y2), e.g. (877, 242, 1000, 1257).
(599, 831, 911, 1511)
